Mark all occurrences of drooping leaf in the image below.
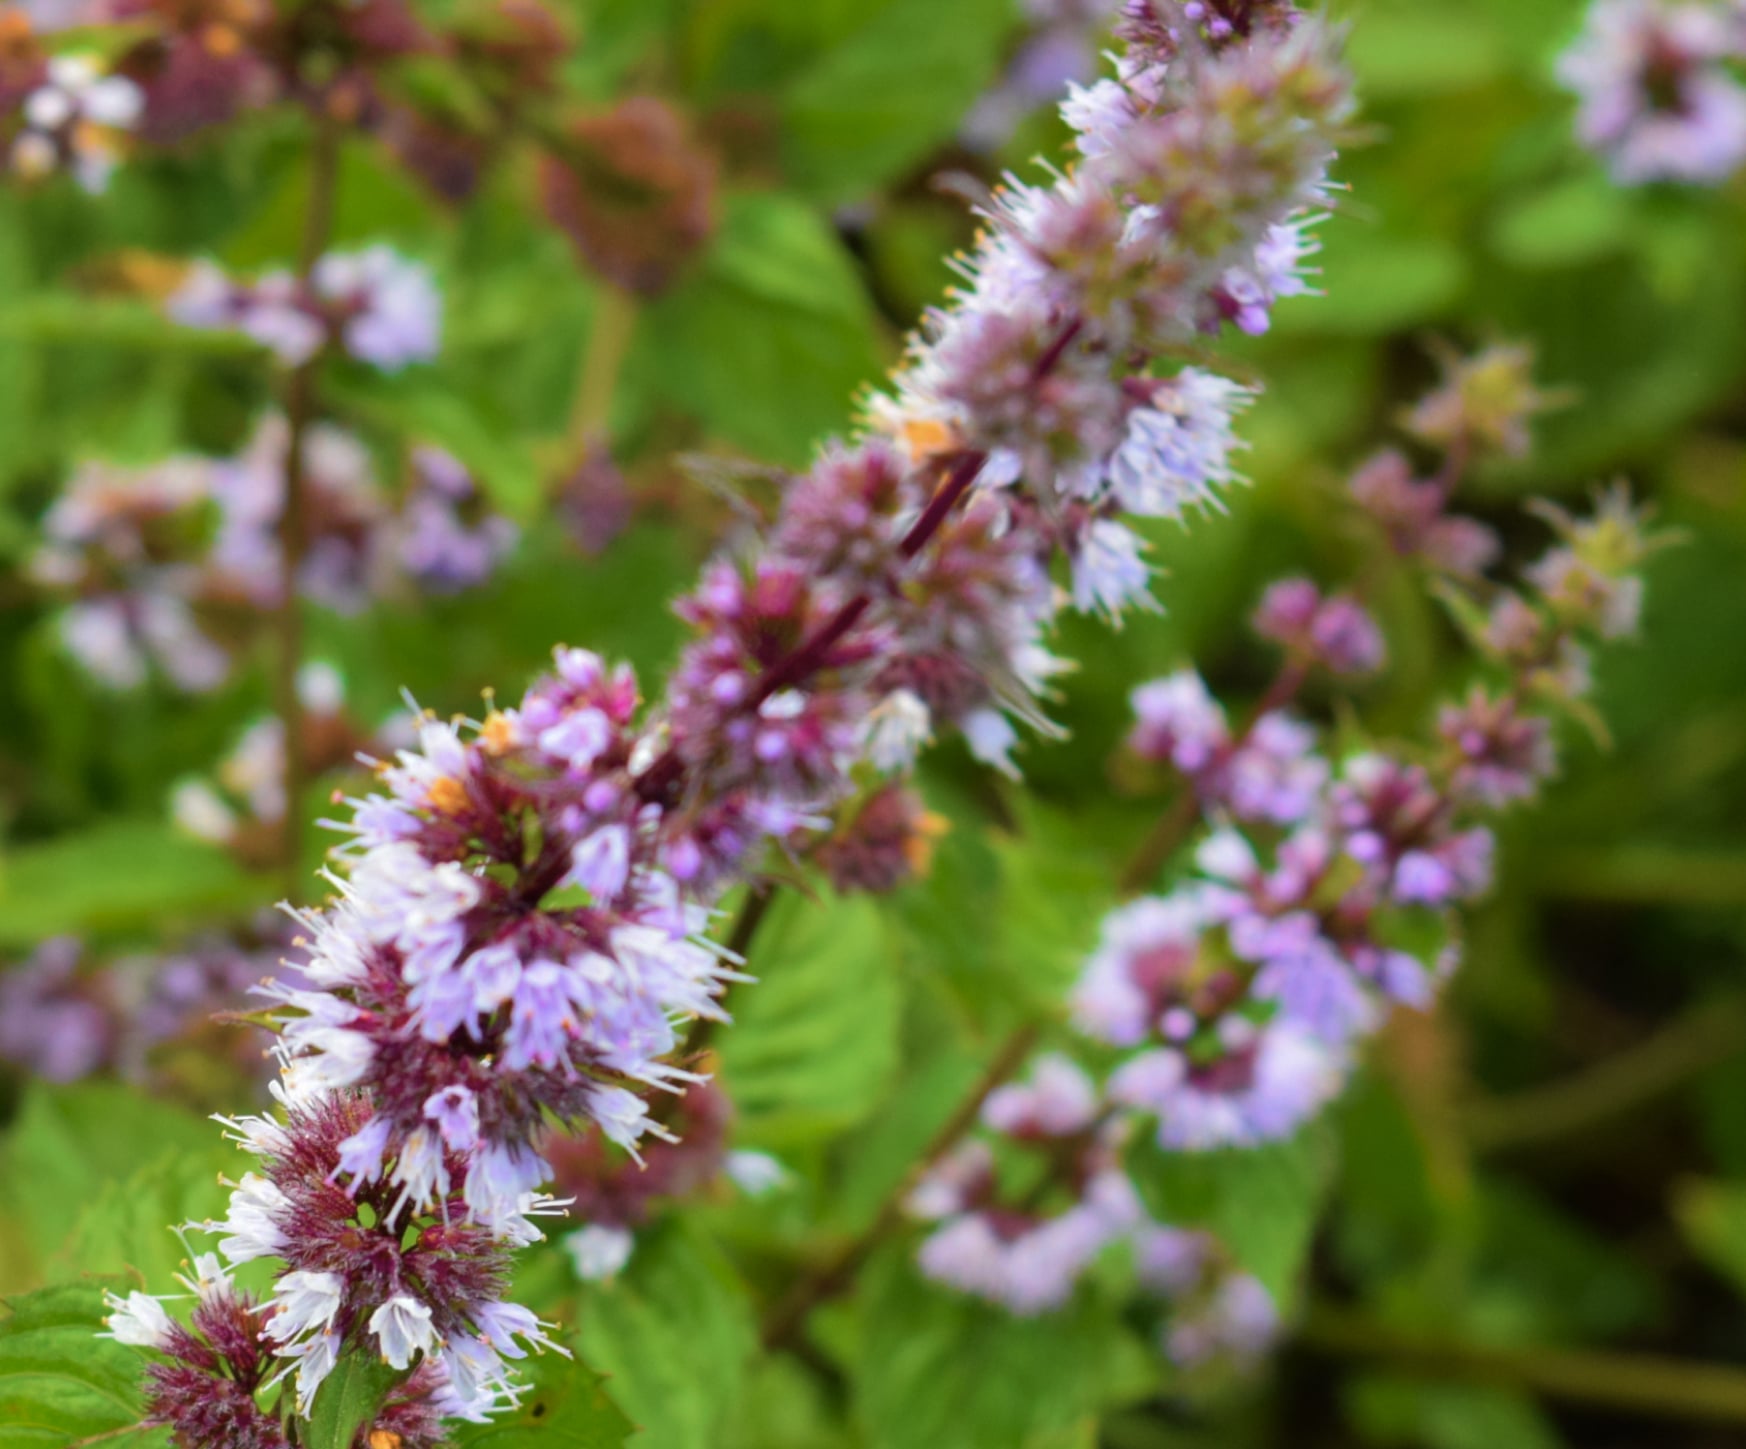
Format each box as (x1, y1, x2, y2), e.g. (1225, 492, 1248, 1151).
(0, 1282, 162, 1449)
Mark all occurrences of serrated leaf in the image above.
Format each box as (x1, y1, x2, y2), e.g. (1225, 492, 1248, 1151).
(630, 192, 881, 466)
(454, 1350, 635, 1449)
(0, 1283, 161, 1449)
(780, 0, 1016, 203)
(1128, 1128, 1334, 1306)
(717, 890, 901, 1146)
(573, 1220, 756, 1449)
(304, 1353, 407, 1449)
(852, 1248, 1145, 1449)
(1, 1083, 221, 1279)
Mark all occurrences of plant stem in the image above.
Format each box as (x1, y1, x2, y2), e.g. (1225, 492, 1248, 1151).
(272, 105, 342, 901)
(1463, 994, 1746, 1153)
(570, 281, 638, 448)
(1301, 1303, 1746, 1425)
(760, 1022, 1042, 1351)
(682, 884, 776, 1060)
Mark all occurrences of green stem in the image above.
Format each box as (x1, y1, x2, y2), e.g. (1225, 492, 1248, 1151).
(570, 281, 638, 449)
(1302, 1304, 1746, 1425)
(760, 1022, 1043, 1351)
(272, 106, 343, 903)
(1464, 995, 1746, 1153)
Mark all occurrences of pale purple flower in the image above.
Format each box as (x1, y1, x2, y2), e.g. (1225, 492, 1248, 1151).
(1559, 0, 1746, 183)
(1129, 670, 1230, 773)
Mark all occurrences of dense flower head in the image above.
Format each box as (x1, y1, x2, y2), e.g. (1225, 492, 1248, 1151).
(1252, 576, 1386, 676)
(267, 647, 740, 1230)
(1348, 449, 1500, 578)
(1559, 0, 1746, 183)
(1134, 1224, 1279, 1368)
(1402, 343, 1557, 462)
(910, 1056, 1141, 1314)
(169, 246, 441, 370)
(109, 0, 278, 143)
(200, 1092, 564, 1418)
(105, 0, 1363, 1424)
(29, 419, 514, 691)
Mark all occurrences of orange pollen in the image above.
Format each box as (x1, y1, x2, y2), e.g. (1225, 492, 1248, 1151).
(901, 416, 957, 460)
(480, 711, 518, 754)
(426, 776, 469, 815)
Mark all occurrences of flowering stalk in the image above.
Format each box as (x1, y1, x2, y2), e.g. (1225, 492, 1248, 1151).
(894, 346, 1664, 1357)
(109, 0, 1359, 1437)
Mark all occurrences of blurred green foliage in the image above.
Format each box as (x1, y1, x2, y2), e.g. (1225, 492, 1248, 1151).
(3, 0, 1746, 1446)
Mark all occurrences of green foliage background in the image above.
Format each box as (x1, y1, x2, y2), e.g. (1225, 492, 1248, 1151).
(3, 0, 1746, 1446)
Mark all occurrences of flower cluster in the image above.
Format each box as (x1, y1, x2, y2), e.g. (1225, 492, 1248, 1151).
(910, 1055, 1280, 1368)
(1075, 403, 1655, 1155)
(1559, 0, 1746, 184)
(29, 420, 514, 691)
(5, 50, 142, 191)
(194, 1093, 565, 1418)
(910, 349, 1661, 1331)
(120, 0, 1356, 1432)
(169, 246, 442, 370)
(0, 920, 303, 1093)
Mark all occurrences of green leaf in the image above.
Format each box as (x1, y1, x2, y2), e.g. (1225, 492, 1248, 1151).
(0, 1083, 220, 1279)
(0, 820, 253, 947)
(0, 295, 262, 355)
(0, 1282, 162, 1449)
(630, 191, 882, 466)
(304, 1352, 407, 1449)
(780, 0, 1017, 204)
(58, 1152, 240, 1293)
(1488, 174, 1630, 270)
(852, 1248, 1147, 1449)
(1672, 1178, 1746, 1299)
(1344, 9, 1508, 97)
(454, 1349, 635, 1448)
(574, 1220, 757, 1449)
(330, 368, 545, 521)
(1128, 1128, 1335, 1305)
(717, 890, 902, 1147)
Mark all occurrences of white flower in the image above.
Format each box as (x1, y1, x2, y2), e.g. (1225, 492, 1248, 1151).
(565, 1224, 635, 1282)
(724, 1150, 789, 1197)
(859, 689, 933, 772)
(264, 1271, 344, 1345)
(1070, 518, 1156, 620)
(208, 1172, 288, 1264)
(101, 1291, 173, 1349)
(369, 1295, 439, 1369)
